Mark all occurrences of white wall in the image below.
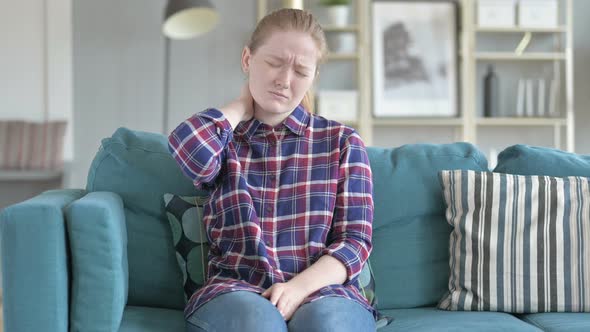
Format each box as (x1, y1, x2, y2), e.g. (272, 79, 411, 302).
(572, 0, 590, 154)
(71, 0, 256, 189)
(0, 0, 73, 163)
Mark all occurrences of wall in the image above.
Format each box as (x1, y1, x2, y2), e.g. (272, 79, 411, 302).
(0, 0, 72, 207)
(572, 0, 590, 154)
(71, 0, 256, 189)
(0, 0, 72, 162)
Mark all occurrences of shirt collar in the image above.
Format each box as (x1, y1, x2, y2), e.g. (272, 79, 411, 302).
(282, 104, 309, 136)
(237, 104, 309, 139)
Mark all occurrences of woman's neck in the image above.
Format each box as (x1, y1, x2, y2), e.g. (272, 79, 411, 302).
(254, 104, 292, 128)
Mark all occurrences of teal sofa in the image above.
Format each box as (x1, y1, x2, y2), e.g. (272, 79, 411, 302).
(2, 127, 590, 331)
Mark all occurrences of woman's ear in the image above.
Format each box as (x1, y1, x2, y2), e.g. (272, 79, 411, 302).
(241, 46, 251, 74)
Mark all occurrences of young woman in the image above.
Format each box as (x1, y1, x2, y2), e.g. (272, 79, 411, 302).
(169, 8, 376, 332)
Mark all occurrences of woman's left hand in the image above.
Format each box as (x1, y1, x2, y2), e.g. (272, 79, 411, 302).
(261, 281, 309, 321)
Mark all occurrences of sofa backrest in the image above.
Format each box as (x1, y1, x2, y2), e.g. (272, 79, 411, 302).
(86, 127, 201, 310)
(366, 143, 489, 310)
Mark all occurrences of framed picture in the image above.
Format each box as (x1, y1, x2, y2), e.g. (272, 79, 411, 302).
(372, 1, 458, 117)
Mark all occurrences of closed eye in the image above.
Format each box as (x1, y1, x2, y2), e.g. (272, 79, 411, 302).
(266, 61, 280, 68)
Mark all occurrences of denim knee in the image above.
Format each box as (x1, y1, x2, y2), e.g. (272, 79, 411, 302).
(288, 297, 376, 332)
(186, 291, 287, 332)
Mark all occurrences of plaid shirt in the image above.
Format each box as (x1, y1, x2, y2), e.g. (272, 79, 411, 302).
(168, 106, 375, 320)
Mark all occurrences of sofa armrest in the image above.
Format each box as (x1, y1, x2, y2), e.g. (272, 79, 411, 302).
(65, 191, 129, 332)
(0, 189, 86, 332)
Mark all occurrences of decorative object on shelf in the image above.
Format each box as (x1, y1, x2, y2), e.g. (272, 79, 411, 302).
(321, 0, 354, 54)
(514, 31, 532, 56)
(477, 0, 516, 28)
(0, 121, 67, 170)
(282, 0, 303, 9)
(326, 31, 356, 54)
(518, 0, 558, 28)
(317, 90, 358, 122)
(320, 0, 351, 27)
(483, 65, 499, 117)
(372, 1, 458, 117)
(161, 0, 218, 134)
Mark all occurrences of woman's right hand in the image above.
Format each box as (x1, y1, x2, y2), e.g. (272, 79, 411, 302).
(219, 81, 254, 129)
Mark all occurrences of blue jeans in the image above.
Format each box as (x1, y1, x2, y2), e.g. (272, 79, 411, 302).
(185, 291, 376, 332)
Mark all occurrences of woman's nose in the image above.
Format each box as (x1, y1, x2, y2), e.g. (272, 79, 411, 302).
(275, 69, 291, 89)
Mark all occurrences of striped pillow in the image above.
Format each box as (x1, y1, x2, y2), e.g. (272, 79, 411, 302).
(438, 170, 590, 313)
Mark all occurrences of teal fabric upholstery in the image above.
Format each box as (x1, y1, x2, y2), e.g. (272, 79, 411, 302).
(65, 192, 129, 332)
(87, 127, 202, 309)
(519, 312, 590, 331)
(494, 144, 590, 177)
(376, 307, 542, 331)
(0, 189, 86, 332)
(366, 143, 488, 309)
(118, 306, 185, 332)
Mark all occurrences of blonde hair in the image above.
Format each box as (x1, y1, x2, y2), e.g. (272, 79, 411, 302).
(247, 8, 327, 113)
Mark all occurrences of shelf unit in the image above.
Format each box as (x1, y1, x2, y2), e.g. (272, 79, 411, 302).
(462, 0, 574, 152)
(0, 170, 63, 181)
(474, 52, 566, 61)
(256, 0, 574, 151)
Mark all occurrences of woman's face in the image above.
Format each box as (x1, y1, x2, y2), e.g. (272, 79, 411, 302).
(242, 30, 319, 122)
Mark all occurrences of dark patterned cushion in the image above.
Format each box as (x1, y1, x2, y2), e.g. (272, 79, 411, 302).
(359, 260, 393, 328)
(163, 194, 209, 302)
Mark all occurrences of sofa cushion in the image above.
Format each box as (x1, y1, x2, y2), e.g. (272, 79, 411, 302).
(366, 143, 488, 309)
(87, 127, 205, 309)
(376, 307, 541, 331)
(163, 194, 209, 302)
(494, 144, 590, 177)
(119, 306, 185, 332)
(65, 192, 129, 332)
(519, 312, 590, 332)
(438, 170, 590, 313)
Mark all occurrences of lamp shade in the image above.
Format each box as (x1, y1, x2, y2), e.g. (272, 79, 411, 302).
(163, 0, 218, 39)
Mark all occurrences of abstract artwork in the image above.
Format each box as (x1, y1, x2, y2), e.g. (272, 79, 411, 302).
(372, 2, 458, 117)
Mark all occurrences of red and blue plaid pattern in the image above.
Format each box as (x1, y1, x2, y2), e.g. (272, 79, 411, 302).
(168, 105, 375, 319)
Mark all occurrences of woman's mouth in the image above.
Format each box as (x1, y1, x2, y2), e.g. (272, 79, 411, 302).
(269, 91, 288, 100)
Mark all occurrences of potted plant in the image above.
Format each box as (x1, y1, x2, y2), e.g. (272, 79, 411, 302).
(320, 0, 351, 27)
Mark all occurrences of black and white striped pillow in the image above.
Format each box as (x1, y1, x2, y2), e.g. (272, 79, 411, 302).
(438, 170, 590, 313)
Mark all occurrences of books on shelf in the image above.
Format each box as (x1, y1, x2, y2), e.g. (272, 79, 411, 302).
(0, 121, 67, 171)
(525, 79, 534, 117)
(515, 78, 560, 118)
(548, 77, 560, 117)
(537, 78, 546, 117)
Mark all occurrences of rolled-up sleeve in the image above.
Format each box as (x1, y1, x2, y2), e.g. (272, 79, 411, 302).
(168, 108, 233, 189)
(321, 132, 373, 282)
